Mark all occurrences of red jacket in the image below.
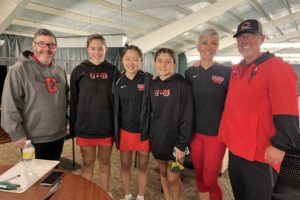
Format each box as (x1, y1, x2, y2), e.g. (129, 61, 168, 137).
(218, 52, 299, 172)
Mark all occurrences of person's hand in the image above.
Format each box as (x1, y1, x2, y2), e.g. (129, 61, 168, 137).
(174, 147, 185, 164)
(13, 136, 27, 148)
(264, 145, 285, 165)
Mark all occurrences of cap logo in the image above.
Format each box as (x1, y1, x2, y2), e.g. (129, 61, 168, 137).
(241, 22, 251, 30)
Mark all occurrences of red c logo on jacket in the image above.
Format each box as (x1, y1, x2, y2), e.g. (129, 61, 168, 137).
(45, 77, 58, 93)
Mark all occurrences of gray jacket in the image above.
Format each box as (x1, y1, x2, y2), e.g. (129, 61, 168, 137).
(1, 51, 68, 143)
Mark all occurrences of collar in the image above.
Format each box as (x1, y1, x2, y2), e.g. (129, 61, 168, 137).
(32, 54, 53, 67)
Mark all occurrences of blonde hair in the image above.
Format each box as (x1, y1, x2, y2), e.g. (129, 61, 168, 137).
(198, 28, 219, 42)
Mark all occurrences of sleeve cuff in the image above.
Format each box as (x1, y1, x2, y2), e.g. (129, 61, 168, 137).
(175, 143, 187, 152)
(270, 139, 289, 152)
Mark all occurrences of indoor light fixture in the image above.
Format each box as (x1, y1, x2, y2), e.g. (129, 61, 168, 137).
(57, 35, 127, 48)
(262, 43, 300, 49)
(0, 40, 5, 46)
(126, 0, 201, 10)
(188, 55, 242, 64)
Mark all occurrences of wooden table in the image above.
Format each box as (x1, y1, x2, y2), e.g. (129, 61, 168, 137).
(0, 166, 112, 200)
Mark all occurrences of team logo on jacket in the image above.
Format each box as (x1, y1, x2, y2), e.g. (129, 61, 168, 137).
(154, 89, 171, 97)
(137, 84, 145, 91)
(211, 76, 224, 84)
(45, 77, 58, 93)
(89, 72, 108, 79)
(35, 74, 61, 93)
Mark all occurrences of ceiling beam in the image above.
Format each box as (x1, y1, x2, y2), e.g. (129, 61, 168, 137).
(3, 30, 33, 38)
(26, 2, 148, 35)
(92, 1, 197, 47)
(90, 0, 167, 25)
(186, 10, 300, 56)
(131, 0, 244, 53)
(249, 0, 284, 35)
(172, 5, 234, 36)
(0, 0, 31, 34)
(263, 11, 300, 30)
(207, 0, 244, 22)
(11, 18, 92, 35)
(268, 30, 300, 43)
(283, 0, 298, 31)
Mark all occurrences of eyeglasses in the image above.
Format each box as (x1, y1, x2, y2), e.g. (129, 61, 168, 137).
(236, 33, 260, 42)
(34, 41, 57, 49)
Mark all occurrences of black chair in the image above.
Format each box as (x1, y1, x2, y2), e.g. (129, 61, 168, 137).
(272, 149, 300, 200)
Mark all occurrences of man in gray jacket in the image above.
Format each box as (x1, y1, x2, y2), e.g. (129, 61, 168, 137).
(1, 28, 68, 160)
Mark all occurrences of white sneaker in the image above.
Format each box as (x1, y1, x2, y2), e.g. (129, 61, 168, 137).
(136, 195, 144, 200)
(120, 193, 133, 200)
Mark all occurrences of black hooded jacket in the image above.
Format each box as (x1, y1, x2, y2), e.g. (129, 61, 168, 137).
(149, 73, 193, 160)
(69, 60, 120, 138)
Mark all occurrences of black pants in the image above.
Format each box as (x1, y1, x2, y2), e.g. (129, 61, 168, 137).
(33, 138, 65, 161)
(228, 152, 278, 200)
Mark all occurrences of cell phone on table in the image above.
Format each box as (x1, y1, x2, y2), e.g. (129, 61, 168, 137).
(40, 171, 64, 187)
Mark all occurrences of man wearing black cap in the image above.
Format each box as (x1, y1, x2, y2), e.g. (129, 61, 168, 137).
(219, 19, 300, 199)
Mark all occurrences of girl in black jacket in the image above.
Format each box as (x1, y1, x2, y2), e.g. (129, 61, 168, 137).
(69, 34, 119, 194)
(150, 48, 193, 200)
(113, 45, 151, 200)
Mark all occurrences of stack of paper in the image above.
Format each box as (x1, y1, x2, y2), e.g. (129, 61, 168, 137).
(0, 159, 59, 193)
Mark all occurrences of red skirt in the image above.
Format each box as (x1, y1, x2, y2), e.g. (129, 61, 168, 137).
(119, 129, 150, 152)
(76, 136, 113, 146)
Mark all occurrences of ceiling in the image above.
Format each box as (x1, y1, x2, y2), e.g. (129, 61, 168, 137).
(1, 0, 300, 63)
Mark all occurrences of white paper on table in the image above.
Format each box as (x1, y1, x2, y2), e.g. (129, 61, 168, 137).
(0, 159, 59, 193)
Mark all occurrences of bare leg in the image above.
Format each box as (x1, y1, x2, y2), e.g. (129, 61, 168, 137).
(97, 145, 113, 191)
(120, 151, 133, 195)
(167, 161, 182, 200)
(137, 151, 149, 196)
(199, 192, 210, 200)
(156, 160, 171, 200)
(80, 146, 96, 180)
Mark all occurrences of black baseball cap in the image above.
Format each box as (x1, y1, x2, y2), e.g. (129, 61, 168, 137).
(233, 19, 263, 38)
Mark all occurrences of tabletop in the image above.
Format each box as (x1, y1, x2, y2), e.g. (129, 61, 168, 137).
(0, 165, 112, 200)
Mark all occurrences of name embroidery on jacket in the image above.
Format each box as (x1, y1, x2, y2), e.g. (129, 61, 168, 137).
(154, 89, 171, 97)
(89, 72, 108, 79)
(137, 84, 145, 91)
(211, 76, 224, 84)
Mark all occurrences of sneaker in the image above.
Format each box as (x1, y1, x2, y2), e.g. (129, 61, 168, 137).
(120, 193, 133, 200)
(136, 195, 144, 200)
